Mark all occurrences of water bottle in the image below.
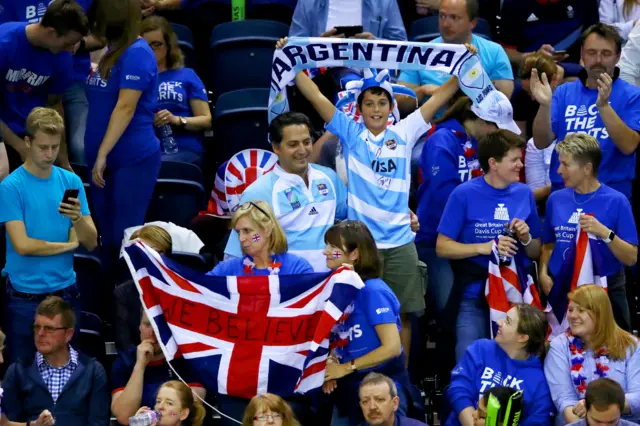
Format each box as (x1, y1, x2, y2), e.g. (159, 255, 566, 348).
(129, 410, 162, 426)
(158, 124, 178, 155)
(499, 228, 516, 266)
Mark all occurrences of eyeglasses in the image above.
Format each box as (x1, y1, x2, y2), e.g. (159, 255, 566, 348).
(148, 41, 165, 50)
(239, 202, 270, 218)
(253, 413, 283, 422)
(33, 324, 68, 334)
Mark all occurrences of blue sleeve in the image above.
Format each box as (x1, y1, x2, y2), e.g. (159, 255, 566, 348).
(363, 285, 400, 326)
(615, 196, 639, 245)
(110, 352, 133, 392)
(2, 363, 23, 421)
(423, 133, 462, 217)
(487, 44, 514, 81)
(382, 0, 407, 41)
(326, 110, 363, 152)
(208, 259, 240, 276)
(521, 379, 555, 426)
(526, 189, 542, 239)
(542, 196, 556, 244)
(289, 0, 311, 37)
(332, 172, 348, 220)
(50, 52, 73, 94)
(544, 336, 579, 415)
(287, 255, 314, 275)
(0, 180, 23, 224)
(186, 69, 208, 102)
(622, 88, 640, 132)
(88, 362, 110, 426)
(120, 48, 157, 91)
(437, 186, 467, 240)
(550, 88, 563, 138)
(447, 340, 485, 415)
(398, 70, 422, 86)
(75, 175, 90, 216)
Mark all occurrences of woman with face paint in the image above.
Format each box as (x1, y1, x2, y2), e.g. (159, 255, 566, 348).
(207, 201, 313, 277)
(321, 220, 409, 426)
(134, 380, 206, 426)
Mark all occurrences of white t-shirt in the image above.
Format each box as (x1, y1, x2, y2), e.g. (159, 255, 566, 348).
(326, 0, 363, 31)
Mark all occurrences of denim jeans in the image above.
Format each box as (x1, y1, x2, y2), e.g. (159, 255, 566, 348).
(455, 297, 489, 361)
(416, 244, 454, 316)
(3, 280, 81, 364)
(63, 82, 89, 165)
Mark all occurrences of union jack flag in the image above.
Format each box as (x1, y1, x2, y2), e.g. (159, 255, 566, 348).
(546, 224, 608, 339)
(485, 239, 544, 338)
(201, 160, 230, 218)
(122, 241, 364, 399)
(225, 149, 278, 213)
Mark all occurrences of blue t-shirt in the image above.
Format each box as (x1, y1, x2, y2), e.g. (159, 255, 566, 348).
(542, 184, 638, 279)
(156, 67, 208, 154)
(85, 38, 160, 167)
(110, 346, 203, 408)
(0, 0, 93, 83)
(399, 35, 513, 92)
(416, 120, 482, 246)
(438, 177, 541, 297)
(0, 166, 90, 293)
(208, 252, 314, 276)
(335, 278, 402, 368)
(0, 22, 72, 135)
(550, 76, 640, 198)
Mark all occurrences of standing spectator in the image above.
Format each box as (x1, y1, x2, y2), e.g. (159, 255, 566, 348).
(540, 134, 637, 331)
(436, 130, 541, 360)
(599, 0, 640, 42)
(568, 379, 640, 426)
(618, 23, 640, 86)
(531, 24, 640, 200)
(358, 373, 428, 426)
(141, 16, 211, 168)
(2, 296, 110, 426)
(525, 139, 555, 204)
(398, 0, 514, 110)
(0, 107, 97, 364)
(289, 0, 407, 41)
(86, 0, 161, 272)
(0, 0, 89, 173)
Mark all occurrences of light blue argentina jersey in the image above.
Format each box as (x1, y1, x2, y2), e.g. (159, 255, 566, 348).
(224, 163, 348, 272)
(327, 109, 431, 248)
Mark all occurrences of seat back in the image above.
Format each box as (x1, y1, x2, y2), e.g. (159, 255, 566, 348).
(0, 223, 5, 273)
(171, 23, 197, 68)
(410, 16, 493, 41)
(170, 251, 209, 273)
(145, 179, 206, 228)
(159, 160, 204, 185)
(77, 311, 105, 361)
(74, 250, 103, 315)
(209, 20, 289, 98)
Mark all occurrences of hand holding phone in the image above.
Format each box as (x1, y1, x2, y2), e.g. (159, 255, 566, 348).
(59, 189, 81, 223)
(62, 189, 79, 206)
(334, 25, 364, 38)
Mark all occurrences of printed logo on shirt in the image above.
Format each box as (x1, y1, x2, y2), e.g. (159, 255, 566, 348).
(25, 1, 53, 23)
(567, 5, 575, 19)
(494, 204, 510, 221)
(479, 367, 524, 394)
(87, 67, 108, 88)
(384, 138, 397, 150)
(159, 81, 184, 102)
(376, 307, 390, 315)
(317, 183, 329, 196)
(371, 159, 397, 173)
(126, 74, 141, 81)
(458, 156, 481, 181)
(308, 207, 319, 216)
(5, 69, 50, 89)
(346, 324, 362, 340)
(564, 104, 610, 140)
(568, 208, 583, 224)
(284, 188, 301, 210)
(527, 13, 538, 22)
(432, 165, 440, 176)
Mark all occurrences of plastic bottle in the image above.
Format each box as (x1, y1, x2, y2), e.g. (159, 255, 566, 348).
(499, 228, 517, 265)
(158, 124, 178, 155)
(129, 410, 162, 426)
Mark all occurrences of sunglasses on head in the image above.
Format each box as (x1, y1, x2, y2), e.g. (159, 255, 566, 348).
(239, 201, 270, 218)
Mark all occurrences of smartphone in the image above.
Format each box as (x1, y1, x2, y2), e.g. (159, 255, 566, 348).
(552, 50, 568, 60)
(334, 25, 363, 38)
(62, 189, 79, 205)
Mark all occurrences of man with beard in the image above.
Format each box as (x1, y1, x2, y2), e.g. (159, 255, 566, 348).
(110, 312, 206, 426)
(530, 23, 640, 200)
(358, 373, 427, 426)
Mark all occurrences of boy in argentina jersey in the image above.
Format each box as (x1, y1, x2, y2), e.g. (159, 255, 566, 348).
(281, 37, 468, 359)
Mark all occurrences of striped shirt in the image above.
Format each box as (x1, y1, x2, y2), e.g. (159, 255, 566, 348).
(224, 163, 348, 272)
(37, 346, 79, 403)
(327, 109, 431, 248)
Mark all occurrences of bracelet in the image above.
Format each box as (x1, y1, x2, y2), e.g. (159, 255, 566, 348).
(72, 215, 82, 224)
(521, 234, 532, 247)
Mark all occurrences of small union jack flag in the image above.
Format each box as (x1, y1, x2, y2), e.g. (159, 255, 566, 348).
(332, 250, 342, 259)
(252, 234, 261, 243)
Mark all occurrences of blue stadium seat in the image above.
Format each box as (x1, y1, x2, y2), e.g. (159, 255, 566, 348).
(159, 160, 204, 185)
(170, 22, 197, 69)
(209, 20, 289, 98)
(74, 249, 103, 315)
(77, 311, 105, 360)
(410, 16, 492, 42)
(0, 223, 5, 273)
(213, 88, 270, 162)
(145, 179, 206, 228)
(170, 251, 209, 273)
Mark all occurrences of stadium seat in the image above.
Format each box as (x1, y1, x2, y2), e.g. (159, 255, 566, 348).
(77, 311, 106, 361)
(74, 249, 103, 315)
(159, 160, 204, 185)
(170, 22, 197, 69)
(0, 223, 5, 273)
(170, 251, 209, 273)
(213, 88, 270, 162)
(410, 16, 492, 42)
(209, 20, 289, 98)
(145, 179, 206, 228)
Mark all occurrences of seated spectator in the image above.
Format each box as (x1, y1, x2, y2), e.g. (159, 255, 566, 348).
(447, 304, 554, 426)
(569, 379, 640, 426)
(618, 23, 640, 86)
(241, 393, 301, 426)
(0, 0, 89, 173)
(211, 201, 313, 276)
(289, 0, 407, 41)
(524, 138, 555, 204)
(358, 372, 427, 426)
(123, 221, 204, 255)
(0, 107, 97, 364)
(134, 380, 206, 426)
(436, 130, 541, 360)
(322, 220, 412, 425)
(530, 24, 640, 201)
(224, 112, 347, 273)
(599, 0, 640, 42)
(540, 134, 637, 331)
(398, 0, 514, 110)
(2, 296, 110, 426)
(498, 0, 599, 71)
(110, 311, 206, 425)
(141, 16, 211, 168)
(544, 285, 640, 425)
(114, 225, 173, 352)
(473, 386, 525, 426)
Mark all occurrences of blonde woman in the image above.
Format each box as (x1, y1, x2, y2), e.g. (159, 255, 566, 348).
(242, 393, 300, 426)
(208, 201, 313, 276)
(544, 285, 640, 425)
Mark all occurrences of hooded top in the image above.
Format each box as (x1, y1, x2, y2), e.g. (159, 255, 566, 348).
(446, 339, 555, 426)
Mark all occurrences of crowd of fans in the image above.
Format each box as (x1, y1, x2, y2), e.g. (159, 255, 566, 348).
(0, 0, 640, 425)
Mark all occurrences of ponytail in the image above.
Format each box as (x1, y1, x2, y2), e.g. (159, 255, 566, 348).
(433, 96, 478, 126)
(94, 0, 141, 79)
(187, 398, 207, 426)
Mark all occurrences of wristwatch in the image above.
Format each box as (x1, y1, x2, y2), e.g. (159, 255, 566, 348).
(350, 359, 357, 372)
(603, 230, 616, 244)
(179, 116, 187, 127)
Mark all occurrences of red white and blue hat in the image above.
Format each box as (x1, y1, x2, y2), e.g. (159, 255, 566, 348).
(224, 149, 278, 213)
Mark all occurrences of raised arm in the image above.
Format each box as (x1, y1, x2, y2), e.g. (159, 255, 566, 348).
(530, 69, 556, 149)
(418, 75, 459, 124)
